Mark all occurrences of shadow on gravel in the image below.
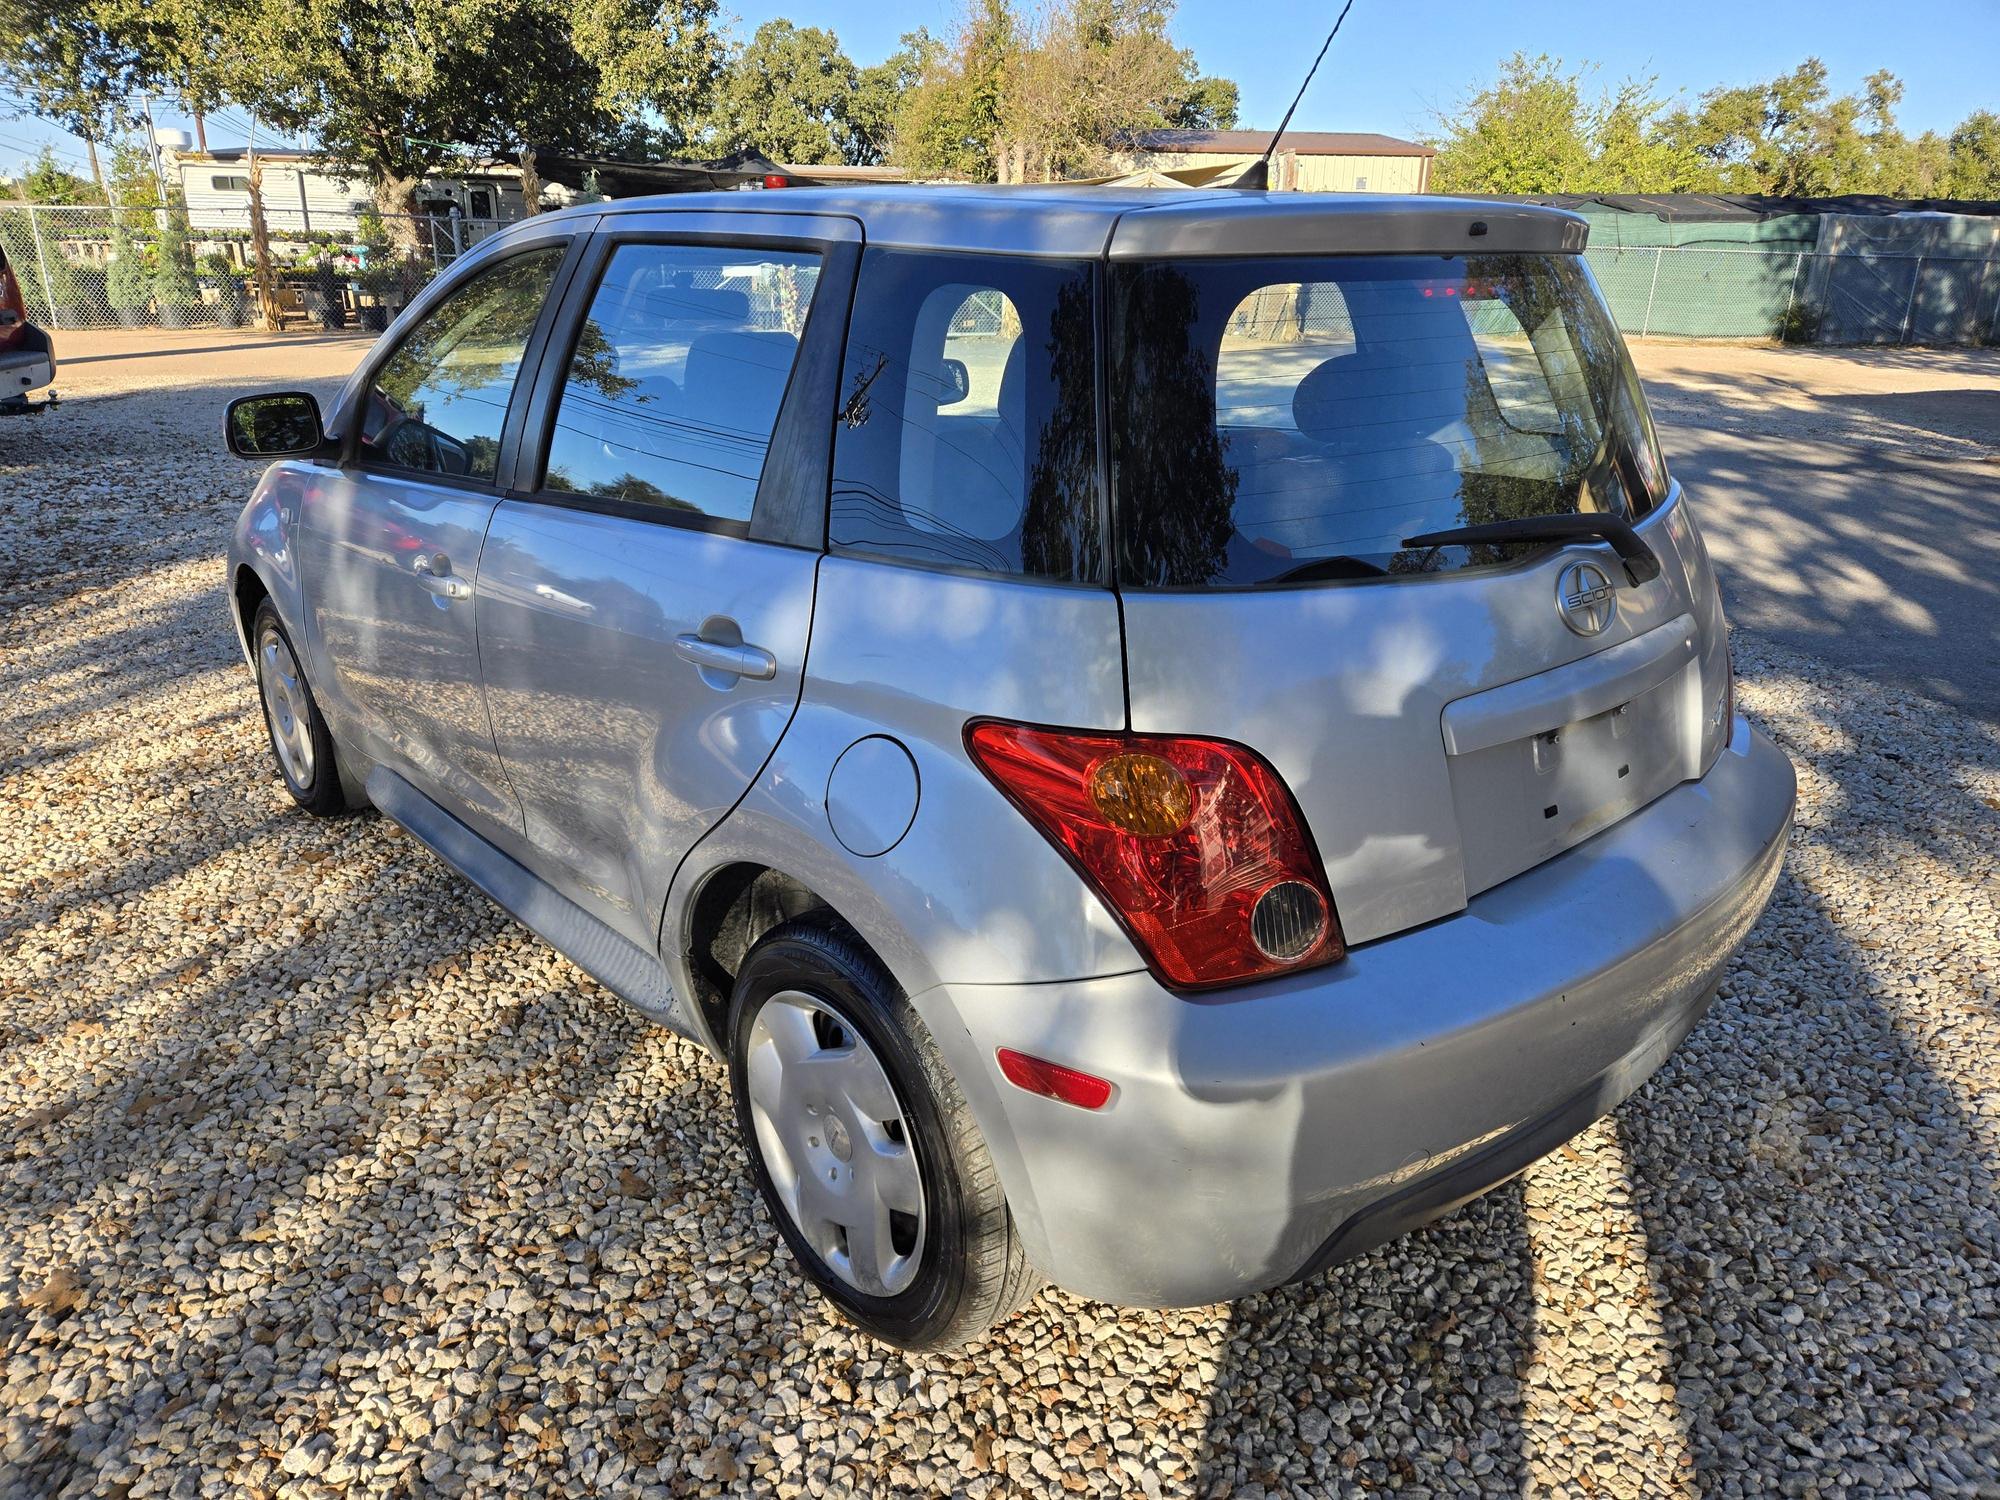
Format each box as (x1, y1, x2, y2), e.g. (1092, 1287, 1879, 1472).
(0, 863, 658, 1495)
(1619, 688, 2000, 1494)
(1639, 367, 2000, 719)
(1194, 1187, 1535, 1494)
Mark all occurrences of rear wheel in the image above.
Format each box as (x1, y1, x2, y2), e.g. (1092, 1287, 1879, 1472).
(727, 913, 1038, 1350)
(253, 600, 344, 816)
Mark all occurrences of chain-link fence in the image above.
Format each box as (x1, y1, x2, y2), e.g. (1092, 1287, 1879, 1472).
(1584, 244, 2000, 344)
(0, 202, 506, 333)
(7, 201, 1999, 347)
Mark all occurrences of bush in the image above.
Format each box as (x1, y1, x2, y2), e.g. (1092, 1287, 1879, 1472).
(155, 201, 200, 325)
(106, 223, 152, 324)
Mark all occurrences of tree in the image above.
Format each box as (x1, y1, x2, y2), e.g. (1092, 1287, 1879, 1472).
(847, 34, 930, 166)
(1946, 110, 2000, 198)
(223, 0, 725, 247)
(891, 0, 1236, 182)
(704, 20, 859, 166)
(1658, 60, 1935, 196)
(1430, 55, 1601, 195)
(1433, 54, 1986, 199)
(894, 0, 1014, 180)
(1168, 74, 1238, 131)
(9, 147, 99, 205)
(0, 1, 141, 193)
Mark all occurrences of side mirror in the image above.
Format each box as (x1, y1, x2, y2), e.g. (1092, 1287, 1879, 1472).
(938, 357, 971, 408)
(226, 391, 325, 459)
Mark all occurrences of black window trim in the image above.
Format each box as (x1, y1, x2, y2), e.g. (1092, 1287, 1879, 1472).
(506, 224, 861, 549)
(331, 222, 596, 497)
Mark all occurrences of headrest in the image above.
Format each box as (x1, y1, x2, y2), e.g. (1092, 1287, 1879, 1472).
(1292, 353, 1371, 437)
(995, 338, 1027, 424)
(681, 330, 799, 428)
(652, 286, 751, 324)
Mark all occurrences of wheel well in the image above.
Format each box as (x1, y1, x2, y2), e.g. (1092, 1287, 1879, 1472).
(684, 863, 848, 1046)
(234, 566, 270, 647)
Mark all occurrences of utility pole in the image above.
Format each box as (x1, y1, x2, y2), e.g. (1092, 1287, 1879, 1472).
(141, 94, 168, 201)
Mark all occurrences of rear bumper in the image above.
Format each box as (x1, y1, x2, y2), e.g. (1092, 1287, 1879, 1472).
(1, 327, 55, 400)
(913, 717, 1795, 1307)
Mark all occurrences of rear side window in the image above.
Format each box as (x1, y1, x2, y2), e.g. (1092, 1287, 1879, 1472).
(541, 242, 821, 523)
(357, 248, 563, 482)
(829, 249, 1101, 583)
(1111, 254, 1668, 589)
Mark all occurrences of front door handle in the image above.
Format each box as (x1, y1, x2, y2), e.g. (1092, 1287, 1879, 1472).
(673, 633, 777, 681)
(412, 551, 472, 600)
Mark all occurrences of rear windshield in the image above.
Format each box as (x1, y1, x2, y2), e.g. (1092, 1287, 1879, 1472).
(1109, 253, 1667, 589)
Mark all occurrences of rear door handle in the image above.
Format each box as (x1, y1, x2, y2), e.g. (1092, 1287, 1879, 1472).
(673, 633, 777, 681)
(412, 551, 472, 600)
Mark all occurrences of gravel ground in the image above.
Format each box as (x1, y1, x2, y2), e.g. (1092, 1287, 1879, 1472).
(2, 353, 1998, 1498)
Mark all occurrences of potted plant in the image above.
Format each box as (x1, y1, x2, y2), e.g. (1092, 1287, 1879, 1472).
(355, 257, 394, 330)
(106, 222, 152, 328)
(200, 251, 249, 328)
(154, 201, 201, 327)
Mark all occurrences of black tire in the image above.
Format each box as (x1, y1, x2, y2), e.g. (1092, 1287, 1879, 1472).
(251, 600, 345, 817)
(727, 913, 1039, 1350)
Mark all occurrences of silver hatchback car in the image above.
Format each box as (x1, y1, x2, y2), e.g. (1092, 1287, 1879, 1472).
(224, 187, 1794, 1350)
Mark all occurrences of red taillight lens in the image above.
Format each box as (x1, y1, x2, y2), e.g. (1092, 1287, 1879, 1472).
(996, 1048, 1113, 1110)
(966, 721, 1344, 990)
(0, 261, 26, 351)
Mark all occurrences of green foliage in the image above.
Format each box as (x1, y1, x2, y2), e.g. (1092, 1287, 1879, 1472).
(222, 0, 725, 223)
(12, 148, 101, 205)
(108, 140, 162, 209)
(891, 0, 1235, 182)
(704, 20, 860, 166)
(1946, 111, 2000, 198)
(0, 1, 140, 179)
(154, 198, 198, 305)
(1432, 56, 1701, 195)
(1168, 74, 1238, 131)
(1436, 52, 1992, 200)
(105, 220, 151, 316)
(848, 37, 930, 166)
(893, 1, 1013, 181)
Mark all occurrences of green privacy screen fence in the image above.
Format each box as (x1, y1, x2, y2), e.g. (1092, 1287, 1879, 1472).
(1496, 195, 2000, 344)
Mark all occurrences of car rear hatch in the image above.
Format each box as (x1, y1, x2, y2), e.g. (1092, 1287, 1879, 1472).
(1105, 200, 1732, 945)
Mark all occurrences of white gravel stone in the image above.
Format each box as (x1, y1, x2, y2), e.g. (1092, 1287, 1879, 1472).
(1, 343, 1996, 1499)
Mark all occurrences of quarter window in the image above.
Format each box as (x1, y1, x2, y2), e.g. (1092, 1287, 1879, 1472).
(356, 248, 563, 482)
(829, 249, 1101, 583)
(541, 242, 821, 523)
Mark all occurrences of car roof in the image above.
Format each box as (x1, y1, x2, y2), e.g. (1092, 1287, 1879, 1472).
(588, 185, 1590, 259)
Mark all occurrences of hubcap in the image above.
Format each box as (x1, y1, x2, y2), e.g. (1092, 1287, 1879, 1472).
(744, 990, 926, 1296)
(258, 625, 316, 789)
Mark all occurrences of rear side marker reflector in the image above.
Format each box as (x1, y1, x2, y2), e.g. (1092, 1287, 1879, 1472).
(997, 1049, 1113, 1110)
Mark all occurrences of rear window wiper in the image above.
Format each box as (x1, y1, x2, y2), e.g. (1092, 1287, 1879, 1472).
(1400, 514, 1661, 586)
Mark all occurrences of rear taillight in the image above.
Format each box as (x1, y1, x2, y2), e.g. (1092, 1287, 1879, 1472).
(0, 260, 26, 351)
(965, 721, 1343, 990)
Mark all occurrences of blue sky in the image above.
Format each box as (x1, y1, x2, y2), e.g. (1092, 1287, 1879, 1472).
(4, 0, 1996, 179)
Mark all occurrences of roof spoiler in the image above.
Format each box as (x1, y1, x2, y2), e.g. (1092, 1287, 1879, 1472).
(1107, 199, 1590, 260)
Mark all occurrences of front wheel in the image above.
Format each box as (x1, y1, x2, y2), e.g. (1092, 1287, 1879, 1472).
(728, 914, 1038, 1350)
(252, 600, 345, 816)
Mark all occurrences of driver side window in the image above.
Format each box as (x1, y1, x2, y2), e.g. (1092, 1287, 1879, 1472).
(356, 247, 564, 482)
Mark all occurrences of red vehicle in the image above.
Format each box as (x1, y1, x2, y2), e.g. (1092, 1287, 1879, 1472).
(0, 241, 55, 414)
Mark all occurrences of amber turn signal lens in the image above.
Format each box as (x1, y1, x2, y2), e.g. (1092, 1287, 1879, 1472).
(1087, 753, 1193, 836)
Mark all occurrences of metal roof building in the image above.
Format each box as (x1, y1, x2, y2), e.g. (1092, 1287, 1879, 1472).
(1114, 129, 1436, 194)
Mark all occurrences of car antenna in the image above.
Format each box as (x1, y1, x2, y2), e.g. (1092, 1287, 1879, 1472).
(1236, 0, 1358, 191)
